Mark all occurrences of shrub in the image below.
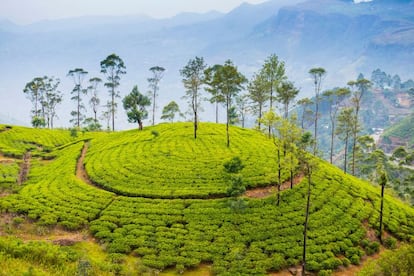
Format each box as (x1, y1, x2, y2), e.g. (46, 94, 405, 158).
(12, 217, 24, 227)
(350, 254, 360, 265)
(383, 237, 397, 249)
(365, 241, 380, 256)
(318, 270, 332, 276)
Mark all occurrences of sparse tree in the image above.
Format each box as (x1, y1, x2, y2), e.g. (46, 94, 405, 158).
(180, 56, 207, 139)
(309, 67, 326, 154)
(297, 98, 313, 130)
(348, 78, 371, 175)
(100, 53, 126, 131)
(101, 101, 112, 131)
(204, 64, 225, 123)
(260, 54, 287, 137)
(247, 73, 268, 129)
(161, 101, 180, 122)
(261, 110, 284, 205)
(336, 107, 355, 174)
(235, 94, 249, 128)
(42, 76, 62, 129)
(299, 131, 317, 276)
(67, 68, 88, 128)
(276, 81, 299, 118)
(209, 60, 247, 147)
(88, 77, 102, 125)
(123, 86, 151, 130)
(23, 77, 45, 127)
(378, 166, 388, 244)
(223, 157, 245, 211)
(148, 66, 165, 126)
(323, 87, 350, 164)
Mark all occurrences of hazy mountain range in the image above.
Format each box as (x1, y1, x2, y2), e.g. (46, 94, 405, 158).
(0, 0, 413, 129)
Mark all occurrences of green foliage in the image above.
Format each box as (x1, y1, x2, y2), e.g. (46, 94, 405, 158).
(161, 101, 180, 122)
(227, 175, 245, 197)
(382, 113, 414, 148)
(0, 236, 78, 269)
(85, 123, 287, 198)
(223, 156, 244, 174)
(0, 142, 114, 230)
(358, 244, 414, 276)
(384, 237, 397, 249)
(123, 85, 151, 130)
(0, 160, 19, 190)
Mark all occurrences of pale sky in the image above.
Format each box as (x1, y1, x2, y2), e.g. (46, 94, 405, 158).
(0, 0, 270, 25)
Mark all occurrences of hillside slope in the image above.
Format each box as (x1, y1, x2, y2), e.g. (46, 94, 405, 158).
(0, 123, 413, 275)
(379, 113, 414, 152)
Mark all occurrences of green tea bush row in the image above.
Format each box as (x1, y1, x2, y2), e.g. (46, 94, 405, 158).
(85, 123, 290, 198)
(0, 142, 114, 230)
(0, 160, 19, 187)
(86, 160, 414, 274)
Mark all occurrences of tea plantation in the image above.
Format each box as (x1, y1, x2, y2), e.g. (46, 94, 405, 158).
(84, 123, 287, 198)
(0, 123, 413, 275)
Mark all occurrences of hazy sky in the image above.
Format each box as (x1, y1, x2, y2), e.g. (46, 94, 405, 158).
(1, 0, 269, 25)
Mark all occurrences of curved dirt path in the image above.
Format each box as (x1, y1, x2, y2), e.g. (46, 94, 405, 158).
(76, 142, 94, 185)
(18, 152, 31, 185)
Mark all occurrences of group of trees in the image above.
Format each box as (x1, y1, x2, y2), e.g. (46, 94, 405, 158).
(179, 54, 300, 147)
(371, 68, 414, 91)
(23, 76, 62, 128)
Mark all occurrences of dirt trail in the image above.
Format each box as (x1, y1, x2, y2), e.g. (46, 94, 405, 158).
(76, 142, 94, 185)
(245, 174, 304, 198)
(18, 152, 31, 185)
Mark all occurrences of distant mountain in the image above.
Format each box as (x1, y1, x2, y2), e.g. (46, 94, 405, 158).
(0, 0, 413, 129)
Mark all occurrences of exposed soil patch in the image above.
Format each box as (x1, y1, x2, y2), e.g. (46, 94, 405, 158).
(0, 213, 93, 244)
(0, 153, 15, 163)
(0, 126, 12, 133)
(245, 174, 304, 199)
(18, 152, 31, 185)
(76, 142, 94, 185)
(270, 266, 304, 276)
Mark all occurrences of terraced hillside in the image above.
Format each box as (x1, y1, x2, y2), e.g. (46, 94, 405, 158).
(85, 123, 286, 198)
(0, 123, 413, 275)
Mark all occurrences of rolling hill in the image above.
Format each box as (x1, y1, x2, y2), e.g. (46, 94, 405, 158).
(0, 123, 413, 275)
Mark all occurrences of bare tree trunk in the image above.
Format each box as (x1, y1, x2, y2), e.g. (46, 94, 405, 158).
(194, 111, 197, 139)
(302, 165, 312, 276)
(216, 101, 218, 124)
(269, 88, 273, 138)
(111, 89, 115, 131)
(344, 136, 349, 174)
(77, 88, 81, 128)
(313, 99, 319, 155)
(226, 97, 230, 147)
(152, 88, 156, 126)
(258, 104, 262, 129)
(277, 149, 281, 205)
(330, 120, 335, 164)
(379, 182, 385, 243)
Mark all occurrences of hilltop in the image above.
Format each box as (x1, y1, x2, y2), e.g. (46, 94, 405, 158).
(0, 123, 413, 275)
